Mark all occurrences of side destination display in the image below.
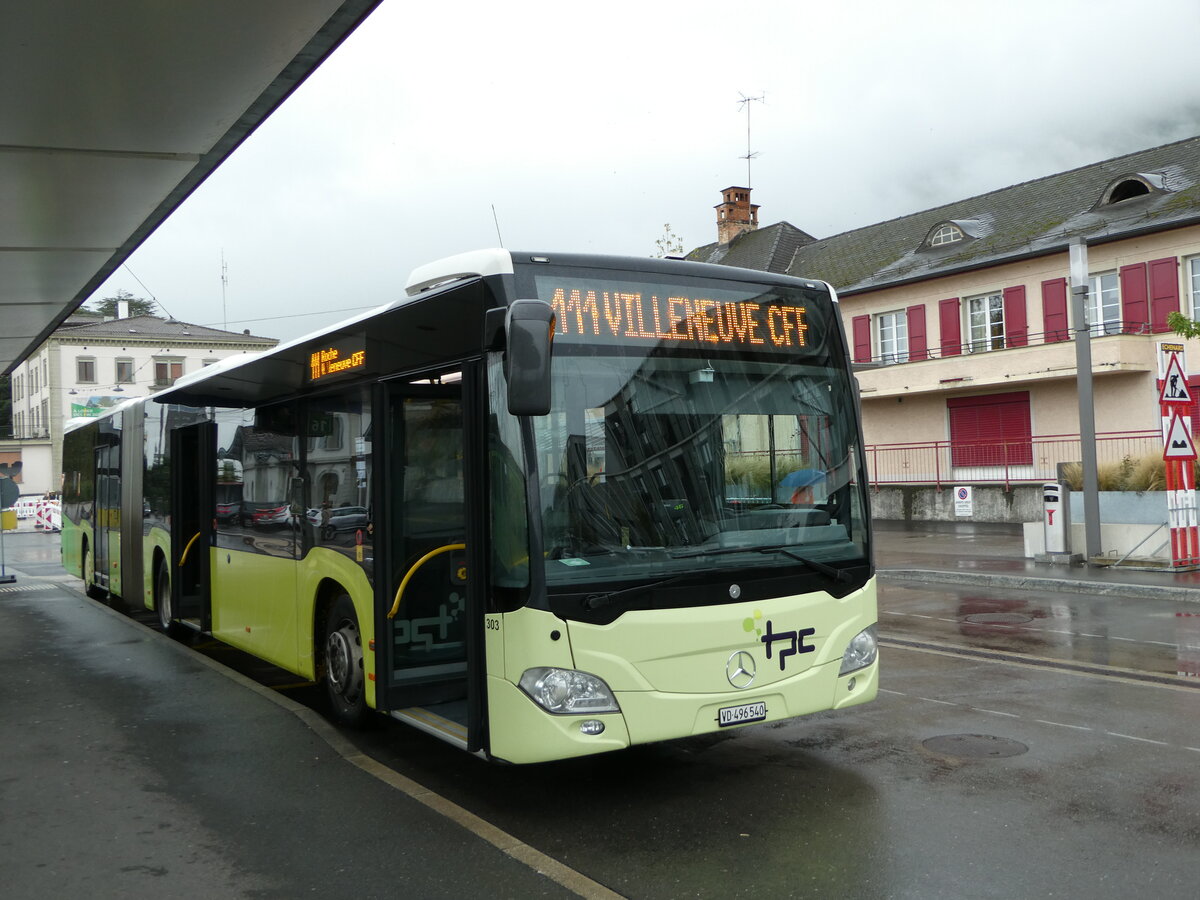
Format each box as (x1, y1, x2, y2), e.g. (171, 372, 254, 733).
(309, 335, 367, 383)
(536, 275, 813, 352)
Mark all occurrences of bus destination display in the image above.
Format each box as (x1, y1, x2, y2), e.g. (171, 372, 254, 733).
(309, 337, 367, 383)
(537, 277, 810, 351)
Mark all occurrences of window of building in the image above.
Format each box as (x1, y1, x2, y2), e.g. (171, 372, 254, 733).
(877, 311, 909, 364)
(1188, 257, 1200, 321)
(76, 357, 96, 383)
(1107, 179, 1151, 204)
(115, 358, 134, 384)
(154, 358, 184, 387)
(1087, 272, 1121, 335)
(930, 224, 964, 247)
(966, 293, 1004, 352)
(948, 392, 1032, 468)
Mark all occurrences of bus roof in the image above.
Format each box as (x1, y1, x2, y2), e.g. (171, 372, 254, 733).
(157, 250, 833, 409)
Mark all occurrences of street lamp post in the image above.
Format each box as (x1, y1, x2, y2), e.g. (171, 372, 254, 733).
(1069, 239, 1102, 561)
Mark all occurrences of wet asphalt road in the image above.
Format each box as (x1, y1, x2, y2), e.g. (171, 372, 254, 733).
(342, 577, 1200, 899)
(3, 525, 1199, 898)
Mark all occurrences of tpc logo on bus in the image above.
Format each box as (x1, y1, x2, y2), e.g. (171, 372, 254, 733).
(742, 610, 816, 672)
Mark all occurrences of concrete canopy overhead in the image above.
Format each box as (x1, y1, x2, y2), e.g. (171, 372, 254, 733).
(0, 0, 382, 375)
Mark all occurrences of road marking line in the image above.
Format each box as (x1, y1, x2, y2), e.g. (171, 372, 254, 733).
(1035, 719, 1092, 732)
(917, 697, 958, 706)
(1105, 732, 1169, 746)
(880, 638, 1200, 693)
(974, 708, 1020, 718)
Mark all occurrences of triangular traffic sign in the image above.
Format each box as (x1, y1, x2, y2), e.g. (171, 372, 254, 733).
(1163, 412, 1198, 460)
(1160, 353, 1192, 405)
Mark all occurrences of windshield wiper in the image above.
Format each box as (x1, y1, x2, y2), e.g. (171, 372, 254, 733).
(584, 575, 685, 610)
(670, 544, 851, 583)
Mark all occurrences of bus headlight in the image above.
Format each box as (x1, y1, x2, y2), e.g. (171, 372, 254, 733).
(839, 625, 878, 675)
(518, 667, 620, 715)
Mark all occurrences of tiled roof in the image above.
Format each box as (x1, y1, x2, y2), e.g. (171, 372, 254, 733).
(691, 135, 1200, 293)
(688, 221, 816, 273)
(55, 315, 276, 344)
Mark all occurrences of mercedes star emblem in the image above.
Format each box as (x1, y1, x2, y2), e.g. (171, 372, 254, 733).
(726, 650, 757, 688)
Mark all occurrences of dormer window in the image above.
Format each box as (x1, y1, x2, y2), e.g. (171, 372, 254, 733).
(930, 224, 964, 246)
(1099, 172, 1167, 207)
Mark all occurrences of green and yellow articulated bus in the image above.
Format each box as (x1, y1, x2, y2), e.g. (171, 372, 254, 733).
(62, 250, 878, 764)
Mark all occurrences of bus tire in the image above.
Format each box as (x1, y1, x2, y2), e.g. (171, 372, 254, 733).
(155, 564, 186, 638)
(324, 593, 367, 726)
(82, 541, 105, 601)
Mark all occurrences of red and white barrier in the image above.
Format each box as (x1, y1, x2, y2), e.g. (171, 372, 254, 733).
(34, 499, 61, 533)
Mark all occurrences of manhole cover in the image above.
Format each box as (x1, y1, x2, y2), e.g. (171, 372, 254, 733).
(922, 734, 1028, 758)
(962, 612, 1034, 625)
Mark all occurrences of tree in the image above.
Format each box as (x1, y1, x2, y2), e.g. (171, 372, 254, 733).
(1168, 310, 1200, 338)
(87, 289, 157, 318)
(653, 223, 684, 258)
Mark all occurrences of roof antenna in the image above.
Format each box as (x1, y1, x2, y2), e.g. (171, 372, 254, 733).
(491, 204, 505, 248)
(737, 92, 765, 188)
(221, 249, 229, 331)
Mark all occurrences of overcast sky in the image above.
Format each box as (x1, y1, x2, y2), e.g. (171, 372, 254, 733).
(91, 0, 1200, 344)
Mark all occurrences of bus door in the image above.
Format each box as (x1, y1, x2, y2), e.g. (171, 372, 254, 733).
(170, 421, 216, 631)
(376, 371, 485, 750)
(92, 440, 120, 593)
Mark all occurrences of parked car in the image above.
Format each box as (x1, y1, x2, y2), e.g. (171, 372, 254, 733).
(252, 504, 293, 528)
(216, 501, 241, 522)
(320, 505, 369, 539)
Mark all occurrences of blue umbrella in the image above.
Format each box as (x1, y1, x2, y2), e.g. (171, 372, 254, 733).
(779, 468, 825, 488)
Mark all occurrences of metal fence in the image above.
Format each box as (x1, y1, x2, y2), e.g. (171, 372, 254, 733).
(864, 430, 1163, 489)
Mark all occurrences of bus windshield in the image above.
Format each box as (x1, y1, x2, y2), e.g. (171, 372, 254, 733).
(501, 265, 870, 612)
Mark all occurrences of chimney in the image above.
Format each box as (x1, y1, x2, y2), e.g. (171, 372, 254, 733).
(715, 186, 759, 244)
(117, 299, 130, 319)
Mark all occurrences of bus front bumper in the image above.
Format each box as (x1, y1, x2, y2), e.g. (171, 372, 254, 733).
(486, 656, 878, 765)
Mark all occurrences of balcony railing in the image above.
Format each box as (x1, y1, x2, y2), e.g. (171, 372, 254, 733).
(864, 430, 1163, 489)
(857, 319, 1161, 367)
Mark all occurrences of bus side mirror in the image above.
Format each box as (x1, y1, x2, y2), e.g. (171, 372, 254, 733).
(505, 300, 555, 416)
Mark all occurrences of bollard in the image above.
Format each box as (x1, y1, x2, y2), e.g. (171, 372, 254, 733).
(1043, 482, 1070, 554)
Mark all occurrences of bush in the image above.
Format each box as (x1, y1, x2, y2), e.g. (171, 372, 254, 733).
(1059, 453, 1191, 492)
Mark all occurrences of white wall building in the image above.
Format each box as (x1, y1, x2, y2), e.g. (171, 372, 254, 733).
(8, 311, 276, 494)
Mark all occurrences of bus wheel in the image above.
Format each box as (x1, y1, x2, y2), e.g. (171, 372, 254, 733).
(82, 542, 105, 601)
(324, 594, 367, 726)
(156, 565, 185, 638)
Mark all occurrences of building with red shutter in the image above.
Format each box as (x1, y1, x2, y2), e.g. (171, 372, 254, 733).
(689, 137, 1200, 506)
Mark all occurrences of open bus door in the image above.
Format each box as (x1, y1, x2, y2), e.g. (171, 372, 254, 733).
(170, 421, 215, 631)
(374, 368, 486, 753)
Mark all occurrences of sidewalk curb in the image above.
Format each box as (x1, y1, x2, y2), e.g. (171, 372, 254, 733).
(880, 568, 1200, 603)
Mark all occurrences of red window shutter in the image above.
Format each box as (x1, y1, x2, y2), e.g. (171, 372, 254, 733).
(1189, 376, 1200, 433)
(938, 298, 961, 357)
(1002, 285, 1028, 347)
(852, 315, 871, 363)
(906, 305, 928, 360)
(1120, 263, 1148, 334)
(1041, 277, 1069, 343)
(1149, 256, 1179, 333)
(947, 391, 1032, 467)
